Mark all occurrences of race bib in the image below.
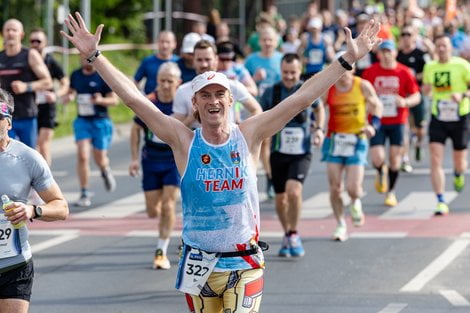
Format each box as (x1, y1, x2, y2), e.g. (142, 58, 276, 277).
(176, 246, 219, 296)
(308, 49, 323, 64)
(35, 90, 47, 104)
(77, 93, 95, 116)
(380, 94, 398, 117)
(331, 133, 358, 157)
(279, 127, 305, 154)
(0, 213, 20, 259)
(437, 100, 459, 122)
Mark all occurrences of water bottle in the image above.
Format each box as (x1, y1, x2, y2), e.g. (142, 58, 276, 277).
(2, 194, 25, 229)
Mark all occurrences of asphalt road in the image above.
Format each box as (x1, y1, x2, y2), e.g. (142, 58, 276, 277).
(27, 124, 470, 313)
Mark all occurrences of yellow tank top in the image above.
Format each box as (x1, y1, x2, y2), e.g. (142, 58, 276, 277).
(326, 76, 366, 136)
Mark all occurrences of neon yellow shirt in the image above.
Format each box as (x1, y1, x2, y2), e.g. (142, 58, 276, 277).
(423, 56, 470, 117)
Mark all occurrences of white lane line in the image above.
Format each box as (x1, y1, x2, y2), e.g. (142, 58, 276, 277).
(125, 230, 285, 238)
(377, 303, 407, 313)
(350, 232, 407, 239)
(301, 192, 334, 218)
(380, 191, 457, 220)
(461, 232, 470, 238)
(364, 168, 470, 176)
(30, 230, 80, 253)
(400, 240, 470, 292)
(74, 193, 145, 218)
(440, 290, 470, 306)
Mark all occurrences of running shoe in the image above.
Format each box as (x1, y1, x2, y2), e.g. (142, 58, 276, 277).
(288, 234, 305, 257)
(101, 167, 117, 192)
(400, 161, 413, 173)
(153, 249, 171, 270)
(75, 194, 91, 207)
(454, 175, 465, 193)
(374, 165, 388, 194)
(349, 199, 365, 227)
(332, 225, 348, 242)
(384, 192, 397, 207)
(434, 202, 449, 216)
(278, 235, 290, 257)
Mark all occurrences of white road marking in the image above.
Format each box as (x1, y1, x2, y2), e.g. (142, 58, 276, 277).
(73, 193, 145, 218)
(350, 232, 407, 238)
(377, 303, 407, 313)
(301, 192, 334, 218)
(30, 229, 80, 253)
(380, 191, 457, 219)
(364, 168, 470, 176)
(439, 290, 470, 306)
(400, 240, 470, 292)
(125, 230, 286, 238)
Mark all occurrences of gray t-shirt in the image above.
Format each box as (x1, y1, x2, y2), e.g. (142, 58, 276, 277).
(0, 139, 55, 270)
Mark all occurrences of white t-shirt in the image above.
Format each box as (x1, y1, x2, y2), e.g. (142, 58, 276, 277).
(173, 79, 251, 129)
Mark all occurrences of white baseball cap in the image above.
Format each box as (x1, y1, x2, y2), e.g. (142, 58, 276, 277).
(307, 17, 323, 29)
(192, 71, 231, 96)
(181, 32, 202, 54)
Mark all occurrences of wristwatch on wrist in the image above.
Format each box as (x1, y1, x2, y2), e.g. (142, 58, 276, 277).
(86, 50, 101, 63)
(32, 204, 43, 220)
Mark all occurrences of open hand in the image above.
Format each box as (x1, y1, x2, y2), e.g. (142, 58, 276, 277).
(60, 12, 104, 59)
(342, 20, 381, 64)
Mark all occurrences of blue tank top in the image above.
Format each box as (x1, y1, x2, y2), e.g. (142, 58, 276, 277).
(304, 34, 328, 74)
(180, 125, 264, 271)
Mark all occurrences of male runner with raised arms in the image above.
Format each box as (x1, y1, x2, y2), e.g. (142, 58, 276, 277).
(61, 12, 380, 313)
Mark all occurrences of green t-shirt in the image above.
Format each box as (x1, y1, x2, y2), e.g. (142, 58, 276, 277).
(423, 56, 470, 118)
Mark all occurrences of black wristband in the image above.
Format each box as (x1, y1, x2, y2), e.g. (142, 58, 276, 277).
(314, 126, 324, 133)
(86, 50, 101, 63)
(338, 56, 353, 71)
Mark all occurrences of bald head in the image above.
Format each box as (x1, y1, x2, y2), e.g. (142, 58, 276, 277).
(3, 19, 23, 32)
(2, 19, 24, 48)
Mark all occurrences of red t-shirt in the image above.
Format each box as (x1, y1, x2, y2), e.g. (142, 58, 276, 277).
(362, 62, 419, 125)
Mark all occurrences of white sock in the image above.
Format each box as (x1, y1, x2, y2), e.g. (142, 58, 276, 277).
(157, 238, 170, 255)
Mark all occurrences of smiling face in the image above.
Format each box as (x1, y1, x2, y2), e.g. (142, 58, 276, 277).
(281, 58, 302, 89)
(192, 84, 233, 126)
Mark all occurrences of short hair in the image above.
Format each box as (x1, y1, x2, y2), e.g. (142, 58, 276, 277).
(434, 34, 450, 42)
(30, 27, 46, 35)
(194, 39, 217, 54)
(0, 88, 14, 115)
(157, 61, 181, 79)
(282, 53, 301, 64)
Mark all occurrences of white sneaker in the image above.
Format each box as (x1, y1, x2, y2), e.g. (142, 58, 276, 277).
(332, 225, 348, 242)
(75, 194, 91, 207)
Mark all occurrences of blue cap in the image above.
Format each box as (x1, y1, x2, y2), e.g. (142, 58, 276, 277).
(379, 40, 396, 51)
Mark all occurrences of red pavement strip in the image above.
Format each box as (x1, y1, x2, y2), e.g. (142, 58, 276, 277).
(29, 212, 470, 238)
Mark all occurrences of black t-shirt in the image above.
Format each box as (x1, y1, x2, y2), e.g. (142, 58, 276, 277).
(397, 48, 427, 85)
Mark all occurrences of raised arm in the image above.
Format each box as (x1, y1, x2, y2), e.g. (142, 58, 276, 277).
(60, 13, 192, 164)
(241, 20, 381, 148)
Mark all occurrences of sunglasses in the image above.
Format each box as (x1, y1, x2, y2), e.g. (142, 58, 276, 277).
(0, 115, 11, 121)
(401, 32, 412, 37)
(30, 39, 42, 44)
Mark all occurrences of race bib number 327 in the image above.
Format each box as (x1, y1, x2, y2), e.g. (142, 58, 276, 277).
(175, 247, 219, 296)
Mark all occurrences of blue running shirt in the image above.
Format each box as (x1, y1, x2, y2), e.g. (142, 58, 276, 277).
(180, 125, 263, 271)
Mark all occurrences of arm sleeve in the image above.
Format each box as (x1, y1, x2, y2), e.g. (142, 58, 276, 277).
(30, 150, 56, 192)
